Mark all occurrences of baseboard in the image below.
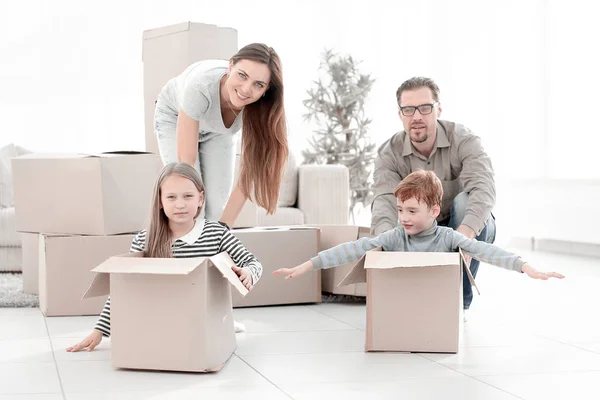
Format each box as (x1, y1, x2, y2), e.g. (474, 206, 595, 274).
(507, 236, 600, 258)
(534, 239, 600, 258)
(506, 237, 535, 251)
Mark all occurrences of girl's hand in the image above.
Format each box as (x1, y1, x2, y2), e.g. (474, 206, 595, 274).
(273, 261, 313, 280)
(232, 266, 253, 290)
(521, 263, 565, 280)
(66, 330, 103, 352)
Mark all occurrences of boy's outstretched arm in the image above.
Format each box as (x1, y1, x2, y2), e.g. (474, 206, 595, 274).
(274, 229, 402, 280)
(448, 230, 564, 280)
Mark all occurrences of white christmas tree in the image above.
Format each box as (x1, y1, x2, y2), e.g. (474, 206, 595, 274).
(302, 49, 376, 223)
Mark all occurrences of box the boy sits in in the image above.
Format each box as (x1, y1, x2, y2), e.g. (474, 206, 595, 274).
(339, 247, 476, 353)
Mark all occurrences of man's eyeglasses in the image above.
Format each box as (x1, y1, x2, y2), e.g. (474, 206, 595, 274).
(399, 102, 439, 117)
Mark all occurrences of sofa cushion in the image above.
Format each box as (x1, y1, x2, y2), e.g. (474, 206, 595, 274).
(0, 143, 19, 208)
(0, 144, 31, 208)
(278, 151, 298, 207)
(0, 207, 20, 247)
(0, 246, 22, 272)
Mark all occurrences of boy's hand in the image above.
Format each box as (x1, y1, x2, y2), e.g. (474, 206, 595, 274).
(273, 261, 313, 280)
(521, 263, 565, 280)
(232, 266, 253, 290)
(456, 225, 475, 268)
(66, 330, 103, 352)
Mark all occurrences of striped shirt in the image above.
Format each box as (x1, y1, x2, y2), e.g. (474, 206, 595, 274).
(311, 221, 526, 273)
(94, 219, 262, 337)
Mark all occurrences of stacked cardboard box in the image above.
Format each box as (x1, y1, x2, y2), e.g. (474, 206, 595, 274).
(310, 225, 372, 296)
(11, 152, 162, 316)
(142, 22, 238, 155)
(231, 226, 321, 307)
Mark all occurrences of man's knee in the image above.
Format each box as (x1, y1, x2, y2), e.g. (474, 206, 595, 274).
(450, 191, 469, 222)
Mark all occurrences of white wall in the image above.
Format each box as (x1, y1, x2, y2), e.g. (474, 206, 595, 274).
(1, 0, 599, 243)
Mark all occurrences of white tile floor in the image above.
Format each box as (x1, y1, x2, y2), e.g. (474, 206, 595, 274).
(1, 249, 599, 399)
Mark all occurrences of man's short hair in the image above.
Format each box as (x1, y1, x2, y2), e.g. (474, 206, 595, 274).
(393, 170, 443, 208)
(396, 77, 440, 106)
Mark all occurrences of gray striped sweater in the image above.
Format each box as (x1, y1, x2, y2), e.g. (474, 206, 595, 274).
(311, 221, 526, 273)
(94, 220, 262, 337)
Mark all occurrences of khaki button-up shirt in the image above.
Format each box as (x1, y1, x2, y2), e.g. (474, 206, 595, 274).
(371, 120, 496, 236)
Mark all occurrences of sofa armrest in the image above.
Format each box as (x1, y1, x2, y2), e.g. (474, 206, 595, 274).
(297, 164, 349, 225)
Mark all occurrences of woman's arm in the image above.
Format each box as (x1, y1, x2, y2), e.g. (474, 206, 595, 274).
(219, 184, 248, 227)
(176, 109, 200, 167)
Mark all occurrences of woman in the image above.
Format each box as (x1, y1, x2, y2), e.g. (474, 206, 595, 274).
(153, 43, 288, 228)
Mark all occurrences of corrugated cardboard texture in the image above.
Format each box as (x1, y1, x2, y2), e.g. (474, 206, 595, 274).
(111, 266, 236, 372)
(340, 250, 465, 353)
(12, 152, 162, 235)
(39, 234, 135, 317)
(366, 265, 461, 353)
(142, 22, 238, 154)
(315, 225, 371, 296)
(86, 252, 243, 372)
(231, 227, 321, 307)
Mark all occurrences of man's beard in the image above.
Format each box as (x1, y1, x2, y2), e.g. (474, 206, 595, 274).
(409, 128, 428, 143)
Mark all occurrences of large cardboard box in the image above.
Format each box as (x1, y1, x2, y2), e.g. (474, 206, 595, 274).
(313, 225, 372, 296)
(143, 22, 238, 154)
(21, 232, 40, 294)
(11, 152, 162, 235)
(340, 249, 477, 353)
(83, 251, 248, 372)
(231, 227, 321, 307)
(38, 233, 135, 316)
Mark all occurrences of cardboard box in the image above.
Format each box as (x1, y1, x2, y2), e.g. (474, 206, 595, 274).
(143, 22, 238, 154)
(38, 233, 136, 316)
(11, 152, 162, 235)
(231, 227, 321, 307)
(83, 251, 248, 372)
(21, 233, 40, 294)
(339, 248, 477, 353)
(312, 225, 372, 296)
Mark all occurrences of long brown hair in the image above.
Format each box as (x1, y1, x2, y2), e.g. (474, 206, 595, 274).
(145, 163, 206, 258)
(232, 43, 288, 214)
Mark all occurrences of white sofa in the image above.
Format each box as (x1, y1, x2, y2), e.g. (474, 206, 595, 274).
(0, 143, 30, 272)
(233, 151, 350, 228)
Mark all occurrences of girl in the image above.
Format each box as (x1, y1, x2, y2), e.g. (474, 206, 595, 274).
(67, 162, 261, 352)
(154, 43, 288, 228)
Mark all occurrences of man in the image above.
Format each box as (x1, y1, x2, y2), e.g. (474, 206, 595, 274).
(371, 77, 496, 313)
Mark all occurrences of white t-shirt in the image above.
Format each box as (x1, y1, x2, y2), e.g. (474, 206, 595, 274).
(157, 59, 243, 135)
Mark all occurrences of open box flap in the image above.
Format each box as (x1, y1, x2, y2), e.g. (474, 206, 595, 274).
(459, 249, 480, 295)
(208, 252, 249, 296)
(364, 251, 460, 269)
(337, 247, 383, 287)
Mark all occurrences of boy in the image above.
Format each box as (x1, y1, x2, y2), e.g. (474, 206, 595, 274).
(274, 170, 563, 288)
